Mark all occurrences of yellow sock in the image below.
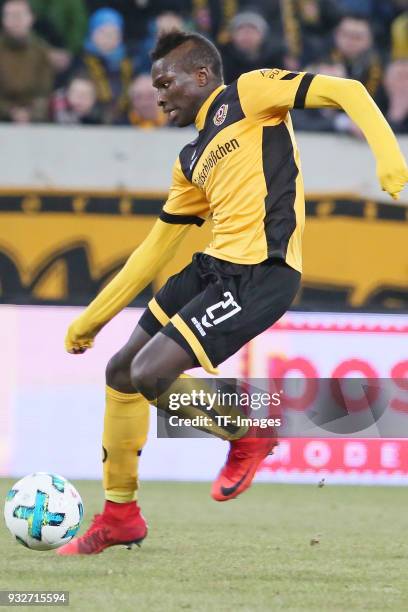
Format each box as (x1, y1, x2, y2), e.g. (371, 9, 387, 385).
(103, 385, 149, 503)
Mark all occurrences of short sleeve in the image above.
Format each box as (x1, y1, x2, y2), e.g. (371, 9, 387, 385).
(161, 158, 209, 226)
(238, 69, 316, 120)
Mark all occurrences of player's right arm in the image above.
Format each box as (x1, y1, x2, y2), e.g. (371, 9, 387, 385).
(65, 159, 208, 353)
(237, 69, 407, 200)
(304, 74, 408, 200)
(65, 219, 190, 353)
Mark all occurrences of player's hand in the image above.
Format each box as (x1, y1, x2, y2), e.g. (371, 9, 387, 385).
(377, 160, 408, 200)
(65, 318, 95, 354)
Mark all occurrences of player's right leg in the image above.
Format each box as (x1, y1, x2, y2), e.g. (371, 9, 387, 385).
(58, 325, 152, 556)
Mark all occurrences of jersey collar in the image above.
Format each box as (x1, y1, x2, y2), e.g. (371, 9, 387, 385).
(194, 84, 226, 131)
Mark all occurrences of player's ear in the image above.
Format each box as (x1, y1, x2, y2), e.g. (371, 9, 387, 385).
(196, 67, 210, 87)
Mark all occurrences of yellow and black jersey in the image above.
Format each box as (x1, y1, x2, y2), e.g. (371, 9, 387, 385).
(160, 69, 316, 273)
(67, 69, 406, 350)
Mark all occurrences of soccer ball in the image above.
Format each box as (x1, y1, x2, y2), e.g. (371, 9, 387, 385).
(3, 472, 84, 551)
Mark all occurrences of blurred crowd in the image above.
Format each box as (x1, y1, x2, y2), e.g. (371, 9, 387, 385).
(0, 0, 406, 133)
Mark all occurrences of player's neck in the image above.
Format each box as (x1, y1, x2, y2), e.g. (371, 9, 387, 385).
(194, 82, 226, 130)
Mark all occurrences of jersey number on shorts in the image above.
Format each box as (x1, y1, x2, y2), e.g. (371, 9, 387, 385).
(192, 291, 242, 336)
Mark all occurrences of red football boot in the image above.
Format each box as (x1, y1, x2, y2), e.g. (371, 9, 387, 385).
(211, 437, 277, 502)
(56, 500, 147, 555)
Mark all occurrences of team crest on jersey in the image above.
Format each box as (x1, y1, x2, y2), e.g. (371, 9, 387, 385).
(213, 104, 228, 126)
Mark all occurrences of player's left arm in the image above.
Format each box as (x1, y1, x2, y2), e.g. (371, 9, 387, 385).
(304, 74, 408, 200)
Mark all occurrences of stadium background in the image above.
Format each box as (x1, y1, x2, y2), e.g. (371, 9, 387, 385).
(0, 0, 407, 486)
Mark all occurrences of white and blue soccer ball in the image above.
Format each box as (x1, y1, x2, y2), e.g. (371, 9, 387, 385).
(3, 472, 84, 551)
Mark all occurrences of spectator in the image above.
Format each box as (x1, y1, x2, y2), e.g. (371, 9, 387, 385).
(278, 0, 341, 68)
(337, 0, 398, 51)
(29, 0, 87, 54)
(51, 76, 101, 125)
(330, 14, 384, 103)
(26, 0, 87, 87)
(391, 10, 408, 60)
(0, 0, 53, 122)
(156, 11, 185, 34)
(219, 11, 285, 84)
(292, 60, 348, 132)
(124, 74, 167, 129)
(191, 0, 243, 44)
(384, 59, 408, 133)
(79, 8, 136, 124)
(135, 10, 185, 74)
(194, 1, 340, 69)
(85, 0, 190, 43)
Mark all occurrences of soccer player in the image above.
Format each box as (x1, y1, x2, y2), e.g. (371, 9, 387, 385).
(58, 31, 408, 555)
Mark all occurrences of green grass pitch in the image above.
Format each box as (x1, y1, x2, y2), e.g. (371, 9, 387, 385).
(1, 479, 408, 611)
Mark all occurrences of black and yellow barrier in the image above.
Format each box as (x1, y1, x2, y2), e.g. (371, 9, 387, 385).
(2, 190, 408, 311)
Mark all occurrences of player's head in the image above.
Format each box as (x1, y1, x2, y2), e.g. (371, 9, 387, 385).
(151, 30, 223, 128)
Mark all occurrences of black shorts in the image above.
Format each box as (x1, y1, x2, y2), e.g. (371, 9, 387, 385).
(139, 253, 301, 374)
